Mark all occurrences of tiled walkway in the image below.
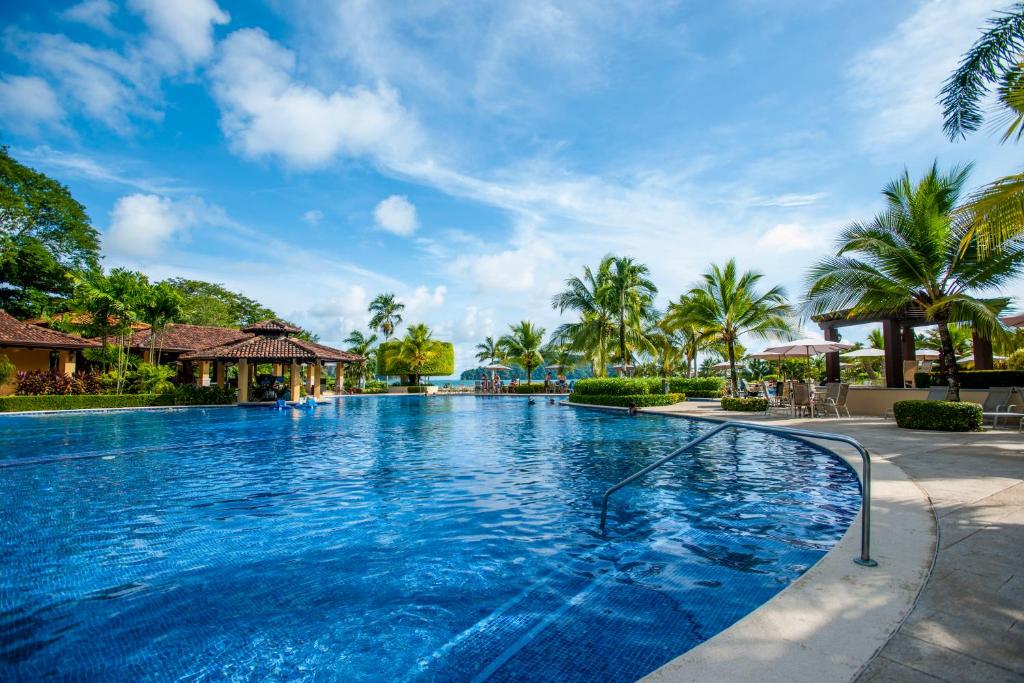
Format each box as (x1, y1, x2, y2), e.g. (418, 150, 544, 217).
(651, 404, 1024, 682)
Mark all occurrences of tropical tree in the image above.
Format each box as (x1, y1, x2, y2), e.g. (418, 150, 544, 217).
(344, 330, 378, 387)
(645, 318, 684, 379)
(0, 147, 100, 317)
(597, 256, 658, 367)
(804, 163, 1024, 401)
(499, 321, 546, 384)
(677, 259, 793, 395)
(941, 3, 1024, 252)
(475, 336, 500, 365)
(920, 324, 973, 358)
(551, 260, 616, 376)
(400, 323, 435, 385)
(164, 278, 276, 327)
(138, 282, 182, 364)
(867, 327, 885, 349)
(663, 293, 713, 377)
(368, 293, 405, 341)
(542, 342, 580, 377)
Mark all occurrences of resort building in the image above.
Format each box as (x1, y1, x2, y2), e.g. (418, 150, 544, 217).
(0, 309, 98, 395)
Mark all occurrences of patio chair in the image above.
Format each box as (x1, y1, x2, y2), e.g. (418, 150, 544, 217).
(823, 383, 851, 418)
(884, 385, 951, 419)
(981, 386, 1018, 426)
(791, 382, 812, 418)
(814, 382, 841, 417)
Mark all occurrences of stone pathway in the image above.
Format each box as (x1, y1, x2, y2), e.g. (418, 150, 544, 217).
(651, 404, 1024, 682)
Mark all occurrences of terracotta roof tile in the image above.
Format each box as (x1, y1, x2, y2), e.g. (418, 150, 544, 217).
(179, 335, 363, 363)
(241, 319, 301, 334)
(128, 324, 253, 352)
(0, 310, 99, 349)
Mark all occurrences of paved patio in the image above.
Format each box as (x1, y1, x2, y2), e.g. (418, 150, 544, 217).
(645, 402, 1024, 682)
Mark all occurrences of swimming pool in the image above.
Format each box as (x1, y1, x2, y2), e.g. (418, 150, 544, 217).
(0, 396, 860, 681)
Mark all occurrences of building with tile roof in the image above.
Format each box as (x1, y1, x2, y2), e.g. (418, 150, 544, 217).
(0, 310, 98, 395)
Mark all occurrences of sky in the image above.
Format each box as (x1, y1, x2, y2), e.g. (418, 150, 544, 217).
(0, 0, 1020, 376)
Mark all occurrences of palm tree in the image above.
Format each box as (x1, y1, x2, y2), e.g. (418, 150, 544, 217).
(804, 163, 1024, 401)
(368, 293, 405, 341)
(551, 260, 615, 376)
(663, 293, 713, 377)
(344, 330, 378, 387)
(542, 342, 579, 377)
(941, 4, 1024, 253)
(867, 327, 885, 350)
(139, 281, 181, 364)
(920, 324, 973, 359)
(645, 317, 684, 380)
(679, 259, 793, 395)
(475, 336, 499, 365)
(400, 323, 435, 385)
(499, 321, 545, 384)
(597, 256, 658, 368)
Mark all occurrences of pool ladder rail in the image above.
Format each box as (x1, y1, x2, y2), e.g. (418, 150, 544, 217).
(599, 421, 878, 568)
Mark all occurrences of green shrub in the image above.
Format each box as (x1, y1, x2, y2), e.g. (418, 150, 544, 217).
(168, 385, 237, 405)
(668, 376, 726, 397)
(512, 384, 549, 393)
(892, 400, 983, 431)
(1007, 349, 1024, 371)
(570, 393, 685, 407)
(364, 380, 388, 391)
(360, 387, 388, 394)
(721, 397, 769, 412)
(919, 370, 1024, 389)
(0, 354, 14, 386)
(376, 340, 455, 377)
(0, 394, 173, 412)
(572, 377, 659, 396)
(405, 386, 428, 394)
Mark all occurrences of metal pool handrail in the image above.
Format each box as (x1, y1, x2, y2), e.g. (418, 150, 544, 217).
(598, 421, 878, 567)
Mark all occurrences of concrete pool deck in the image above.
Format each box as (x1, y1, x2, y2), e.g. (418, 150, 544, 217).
(633, 402, 1024, 682)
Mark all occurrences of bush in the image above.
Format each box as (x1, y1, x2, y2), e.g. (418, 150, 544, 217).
(405, 386, 428, 394)
(667, 376, 726, 397)
(893, 400, 983, 431)
(570, 393, 685, 407)
(360, 387, 388, 394)
(918, 370, 1024, 389)
(168, 385, 237, 405)
(1007, 348, 1024, 371)
(0, 394, 174, 412)
(364, 380, 388, 391)
(376, 340, 456, 377)
(512, 384, 549, 393)
(16, 369, 103, 395)
(572, 377, 659, 396)
(0, 354, 14, 386)
(721, 397, 769, 412)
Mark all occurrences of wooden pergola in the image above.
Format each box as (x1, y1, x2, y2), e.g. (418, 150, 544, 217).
(814, 305, 995, 388)
(179, 319, 364, 403)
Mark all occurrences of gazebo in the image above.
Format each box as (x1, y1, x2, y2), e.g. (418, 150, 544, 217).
(178, 319, 364, 404)
(814, 305, 996, 388)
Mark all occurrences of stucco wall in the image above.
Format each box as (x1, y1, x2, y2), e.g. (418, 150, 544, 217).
(0, 347, 51, 396)
(848, 386, 991, 416)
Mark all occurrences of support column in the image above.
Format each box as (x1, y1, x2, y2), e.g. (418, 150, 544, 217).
(197, 360, 211, 387)
(313, 363, 322, 399)
(237, 359, 249, 403)
(901, 325, 916, 363)
(57, 350, 77, 376)
(215, 361, 226, 387)
(882, 319, 905, 388)
(336, 363, 345, 393)
(272, 362, 283, 378)
(290, 360, 301, 402)
(307, 363, 315, 395)
(972, 330, 994, 370)
(823, 326, 841, 383)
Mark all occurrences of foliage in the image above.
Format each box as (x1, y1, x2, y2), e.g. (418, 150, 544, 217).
(0, 353, 14, 386)
(549, 258, 619, 378)
(893, 400, 983, 432)
(15, 369, 103, 395)
(804, 163, 1023, 401)
(368, 292, 405, 341)
(167, 384, 237, 405)
(498, 321, 546, 385)
(0, 393, 174, 412)
(405, 386, 428, 394)
(572, 377, 661, 396)
(668, 376, 726, 397)
(377, 339, 455, 377)
(138, 282, 182, 362)
(163, 278, 276, 328)
(0, 147, 100, 317)
(399, 323, 436, 384)
(669, 259, 793, 395)
(570, 393, 684, 407)
(129, 362, 176, 394)
(512, 384, 549, 393)
(1008, 348, 1024, 370)
(475, 336, 500, 365)
(721, 397, 769, 412)
(344, 330, 378, 385)
(918, 370, 1024, 389)
(597, 255, 658, 366)
(364, 380, 388, 391)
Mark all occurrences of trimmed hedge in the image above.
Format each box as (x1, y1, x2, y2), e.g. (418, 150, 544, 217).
(572, 376, 725, 398)
(571, 393, 685, 407)
(0, 394, 173, 413)
(721, 397, 768, 412)
(376, 340, 455, 377)
(892, 400, 983, 432)
(916, 370, 1024, 389)
(512, 384, 549, 394)
(405, 386, 428, 394)
(667, 376, 726, 398)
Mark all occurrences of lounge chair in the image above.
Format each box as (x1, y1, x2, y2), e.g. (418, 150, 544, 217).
(822, 383, 850, 418)
(814, 382, 841, 417)
(885, 385, 950, 419)
(981, 386, 1018, 426)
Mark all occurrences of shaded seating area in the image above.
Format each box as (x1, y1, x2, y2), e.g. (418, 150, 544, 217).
(178, 319, 363, 404)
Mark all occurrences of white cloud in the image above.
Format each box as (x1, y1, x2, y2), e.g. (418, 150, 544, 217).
(400, 285, 447, 319)
(752, 192, 827, 208)
(106, 193, 227, 258)
(129, 0, 229, 70)
(846, 0, 994, 149)
(373, 195, 419, 235)
(756, 223, 829, 253)
(15, 146, 180, 194)
(61, 0, 117, 34)
(209, 28, 421, 169)
(0, 75, 66, 135)
(302, 209, 323, 226)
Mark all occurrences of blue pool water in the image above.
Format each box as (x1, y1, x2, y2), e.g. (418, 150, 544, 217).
(0, 397, 860, 681)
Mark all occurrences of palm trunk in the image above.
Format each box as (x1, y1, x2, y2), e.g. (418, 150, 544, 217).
(728, 340, 739, 396)
(936, 321, 961, 401)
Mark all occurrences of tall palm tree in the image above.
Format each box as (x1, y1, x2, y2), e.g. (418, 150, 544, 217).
(804, 163, 1024, 401)
(941, 4, 1024, 252)
(344, 330, 378, 387)
(400, 323, 435, 385)
(663, 293, 713, 377)
(499, 321, 546, 385)
(139, 281, 181, 364)
(475, 336, 499, 365)
(921, 325, 973, 358)
(368, 292, 405, 341)
(867, 327, 885, 350)
(597, 256, 658, 368)
(679, 259, 793, 395)
(551, 260, 615, 376)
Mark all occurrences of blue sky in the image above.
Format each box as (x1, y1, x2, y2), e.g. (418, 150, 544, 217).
(0, 0, 1019, 375)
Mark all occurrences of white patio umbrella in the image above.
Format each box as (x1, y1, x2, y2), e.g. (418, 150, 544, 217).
(760, 337, 852, 380)
(483, 364, 511, 371)
(916, 349, 941, 359)
(957, 354, 1006, 365)
(545, 363, 568, 370)
(841, 348, 886, 358)
(710, 361, 733, 371)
